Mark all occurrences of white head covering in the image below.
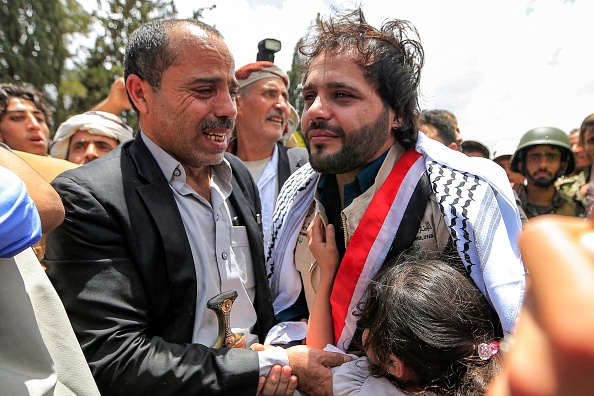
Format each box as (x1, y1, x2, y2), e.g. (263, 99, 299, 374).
(492, 139, 520, 161)
(50, 111, 133, 159)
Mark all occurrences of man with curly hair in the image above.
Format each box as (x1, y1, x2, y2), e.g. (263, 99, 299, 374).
(267, 9, 525, 355)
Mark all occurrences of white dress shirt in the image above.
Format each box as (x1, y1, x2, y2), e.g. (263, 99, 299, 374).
(244, 143, 279, 251)
(141, 133, 287, 374)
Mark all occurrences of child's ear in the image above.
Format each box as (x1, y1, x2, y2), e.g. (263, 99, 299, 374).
(388, 354, 419, 382)
(387, 354, 405, 378)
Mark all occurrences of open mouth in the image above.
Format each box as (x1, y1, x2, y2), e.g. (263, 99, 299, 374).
(204, 132, 226, 142)
(29, 135, 46, 145)
(268, 116, 284, 124)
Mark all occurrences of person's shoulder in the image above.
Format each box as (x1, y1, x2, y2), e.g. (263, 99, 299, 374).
(554, 189, 586, 216)
(556, 174, 580, 192)
(0, 166, 42, 256)
(0, 165, 27, 200)
(556, 188, 579, 202)
(286, 146, 309, 172)
(224, 152, 257, 188)
(52, 146, 126, 192)
(224, 151, 251, 177)
(287, 146, 308, 160)
(13, 151, 78, 182)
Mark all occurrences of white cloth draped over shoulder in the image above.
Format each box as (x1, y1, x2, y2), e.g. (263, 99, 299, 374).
(267, 132, 525, 337)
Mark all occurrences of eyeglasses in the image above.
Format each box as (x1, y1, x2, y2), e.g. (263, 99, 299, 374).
(526, 152, 561, 164)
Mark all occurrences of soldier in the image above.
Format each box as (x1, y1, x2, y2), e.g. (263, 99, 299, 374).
(556, 128, 591, 206)
(510, 126, 584, 218)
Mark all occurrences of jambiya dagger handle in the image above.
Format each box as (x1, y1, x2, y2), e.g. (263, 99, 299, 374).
(207, 290, 247, 348)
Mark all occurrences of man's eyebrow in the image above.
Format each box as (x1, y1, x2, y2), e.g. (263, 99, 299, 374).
(5, 109, 44, 115)
(72, 137, 115, 143)
(302, 81, 360, 93)
(186, 77, 239, 91)
(189, 76, 236, 86)
(327, 81, 358, 90)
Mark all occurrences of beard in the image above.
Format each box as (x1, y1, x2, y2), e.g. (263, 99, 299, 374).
(305, 106, 391, 174)
(527, 170, 555, 187)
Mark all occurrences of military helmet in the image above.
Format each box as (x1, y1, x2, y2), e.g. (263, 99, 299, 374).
(510, 126, 575, 174)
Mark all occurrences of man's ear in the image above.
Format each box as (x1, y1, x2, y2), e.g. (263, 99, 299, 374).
(126, 75, 150, 115)
(388, 107, 402, 131)
(448, 142, 460, 151)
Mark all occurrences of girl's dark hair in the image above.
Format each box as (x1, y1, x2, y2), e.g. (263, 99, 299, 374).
(299, 8, 424, 149)
(356, 258, 501, 395)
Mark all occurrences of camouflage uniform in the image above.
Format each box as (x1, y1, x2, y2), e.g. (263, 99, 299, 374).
(556, 167, 590, 207)
(516, 185, 585, 219)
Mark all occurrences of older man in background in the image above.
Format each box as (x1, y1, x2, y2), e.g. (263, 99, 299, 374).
(227, 61, 307, 251)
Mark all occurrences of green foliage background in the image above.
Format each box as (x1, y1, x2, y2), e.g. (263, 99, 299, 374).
(0, 0, 178, 133)
(1, 1, 308, 137)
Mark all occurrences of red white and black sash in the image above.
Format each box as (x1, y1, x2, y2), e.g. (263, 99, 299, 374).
(330, 148, 426, 348)
(268, 136, 525, 347)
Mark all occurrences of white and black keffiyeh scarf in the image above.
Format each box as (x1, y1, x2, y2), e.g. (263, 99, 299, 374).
(267, 133, 525, 341)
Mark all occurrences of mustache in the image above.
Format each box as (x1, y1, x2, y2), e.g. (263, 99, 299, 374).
(306, 120, 343, 135)
(202, 118, 235, 131)
(533, 169, 552, 175)
(267, 108, 286, 120)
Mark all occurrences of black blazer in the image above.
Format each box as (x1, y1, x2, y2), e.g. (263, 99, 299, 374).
(44, 134, 275, 396)
(276, 141, 308, 189)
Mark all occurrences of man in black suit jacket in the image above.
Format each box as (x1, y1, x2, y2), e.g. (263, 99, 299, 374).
(44, 19, 345, 396)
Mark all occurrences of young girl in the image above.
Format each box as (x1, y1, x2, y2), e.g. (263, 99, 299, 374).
(306, 215, 502, 395)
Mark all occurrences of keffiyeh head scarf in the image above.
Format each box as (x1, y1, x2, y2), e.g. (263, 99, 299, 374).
(50, 111, 133, 159)
(235, 61, 299, 138)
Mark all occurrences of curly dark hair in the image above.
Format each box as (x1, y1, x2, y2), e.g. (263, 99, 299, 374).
(299, 8, 424, 149)
(0, 83, 53, 127)
(355, 258, 502, 395)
